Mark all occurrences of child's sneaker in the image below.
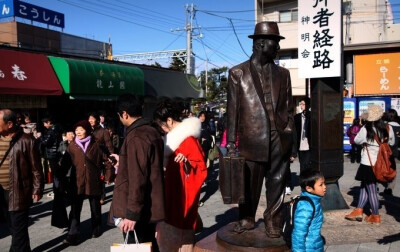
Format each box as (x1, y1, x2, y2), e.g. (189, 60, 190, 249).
(285, 187, 292, 195)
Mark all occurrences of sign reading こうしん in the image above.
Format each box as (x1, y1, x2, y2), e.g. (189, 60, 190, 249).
(0, 0, 64, 28)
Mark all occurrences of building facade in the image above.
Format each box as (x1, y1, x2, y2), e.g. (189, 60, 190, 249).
(254, 0, 400, 97)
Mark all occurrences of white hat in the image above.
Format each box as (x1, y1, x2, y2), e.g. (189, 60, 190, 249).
(366, 105, 383, 122)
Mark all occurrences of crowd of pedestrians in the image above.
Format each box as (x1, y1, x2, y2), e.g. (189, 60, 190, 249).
(2, 96, 400, 251)
(0, 95, 221, 252)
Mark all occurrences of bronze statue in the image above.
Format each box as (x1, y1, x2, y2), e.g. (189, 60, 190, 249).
(226, 21, 294, 238)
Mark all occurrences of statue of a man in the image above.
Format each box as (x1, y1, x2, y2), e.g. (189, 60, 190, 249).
(226, 21, 294, 238)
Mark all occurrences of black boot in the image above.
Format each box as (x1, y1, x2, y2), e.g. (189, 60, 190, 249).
(62, 234, 79, 246)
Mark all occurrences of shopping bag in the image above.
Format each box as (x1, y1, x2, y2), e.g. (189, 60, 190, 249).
(110, 230, 152, 252)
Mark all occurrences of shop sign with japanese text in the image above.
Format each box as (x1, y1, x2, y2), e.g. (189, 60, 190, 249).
(354, 52, 400, 95)
(0, 0, 64, 28)
(298, 0, 341, 78)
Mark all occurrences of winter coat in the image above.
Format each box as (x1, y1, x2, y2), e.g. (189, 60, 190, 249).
(92, 125, 115, 181)
(109, 118, 165, 224)
(387, 121, 400, 159)
(92, 125, 114, 156)
(39, 124, 62, 160)
(163, 117, 207, 230)
(354, 125, 395, 166)
(347, 124, 361, 145)
(199, 121, 212, 158)
(291, 191, 324, 252)
(4, 130, 44, 211)
(294, 110, 311, 150)
(66, 137, 103, 196)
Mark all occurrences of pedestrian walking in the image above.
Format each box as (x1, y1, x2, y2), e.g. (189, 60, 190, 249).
(153, 99, 207, 251)
(345, 105, 395, 224)
(0, 109, 44, 252)
(61, 120, 104, 245)
(108, 93, 165, 251)
(347, 118, 362, 163)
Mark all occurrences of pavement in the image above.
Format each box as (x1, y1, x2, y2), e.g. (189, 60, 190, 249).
(1, 156, 400, 251)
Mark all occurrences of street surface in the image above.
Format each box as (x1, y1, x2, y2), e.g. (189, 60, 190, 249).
(1, 156, 400, 251)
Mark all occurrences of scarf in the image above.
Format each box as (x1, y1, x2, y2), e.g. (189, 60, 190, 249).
(75, 135, 91, 153)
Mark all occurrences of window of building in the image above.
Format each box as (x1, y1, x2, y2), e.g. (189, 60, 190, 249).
(279, 9, 298, 22)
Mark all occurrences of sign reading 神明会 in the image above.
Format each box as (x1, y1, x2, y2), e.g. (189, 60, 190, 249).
(298, 0, 341, 78)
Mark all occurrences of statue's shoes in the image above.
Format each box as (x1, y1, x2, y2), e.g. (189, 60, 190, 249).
(265, 228, 281, 238)
(233, 218, 255, 234)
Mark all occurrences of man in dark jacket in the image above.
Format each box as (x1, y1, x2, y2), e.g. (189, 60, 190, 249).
(109, 94, 165, 251)
(292, 97, 312, 174)
(0, 109, 44, 252)
(226, 22, 294, 238)
(38, 116, 62, 183)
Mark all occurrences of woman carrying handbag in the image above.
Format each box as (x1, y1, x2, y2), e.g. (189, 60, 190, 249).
(345, 105, 395, 224)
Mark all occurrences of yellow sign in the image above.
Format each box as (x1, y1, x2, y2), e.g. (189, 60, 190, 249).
(354, 52, 400, 95)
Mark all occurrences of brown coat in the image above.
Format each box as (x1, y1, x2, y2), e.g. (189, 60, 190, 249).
(67, 138, 103, 196)
(92, 125, 115, 181)
(7, 130, 44, 211)
(109, 118, 165, 224)
(227, 60, 294, 161)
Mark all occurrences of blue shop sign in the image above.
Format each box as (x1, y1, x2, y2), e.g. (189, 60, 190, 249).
(0, 0, 65, 28)
(0, 0, 14, 18)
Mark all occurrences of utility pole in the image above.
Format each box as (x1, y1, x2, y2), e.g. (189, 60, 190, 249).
(170, 4, 201, 74)
(186, 4, 194, 75)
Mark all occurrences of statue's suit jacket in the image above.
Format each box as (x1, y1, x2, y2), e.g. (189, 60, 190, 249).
(227, 60, 294, 162)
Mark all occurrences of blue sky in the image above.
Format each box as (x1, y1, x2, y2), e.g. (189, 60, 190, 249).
(10, 0, 400, 74)
(18, 0, 256, 74)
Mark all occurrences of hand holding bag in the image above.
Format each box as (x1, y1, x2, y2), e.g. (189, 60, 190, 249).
(110, 230, 152, 252)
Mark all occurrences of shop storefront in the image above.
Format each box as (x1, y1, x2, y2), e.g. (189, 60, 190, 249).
(0, 48, 63, 109)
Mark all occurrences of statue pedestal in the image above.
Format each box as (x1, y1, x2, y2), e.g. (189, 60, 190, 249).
(194, 222, 290, 252)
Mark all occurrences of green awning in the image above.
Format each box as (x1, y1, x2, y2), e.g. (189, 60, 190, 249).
(48, 56, 144, 96)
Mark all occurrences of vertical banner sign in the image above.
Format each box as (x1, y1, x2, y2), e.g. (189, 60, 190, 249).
(298, 0, 341, 78)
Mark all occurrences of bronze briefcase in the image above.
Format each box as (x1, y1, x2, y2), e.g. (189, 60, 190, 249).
(219, 156, 246, 204)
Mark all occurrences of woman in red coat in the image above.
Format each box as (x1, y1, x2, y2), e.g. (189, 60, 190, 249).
(153, 99, 207, 252)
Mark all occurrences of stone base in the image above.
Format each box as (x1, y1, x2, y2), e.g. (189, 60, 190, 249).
(194, 221, 290, 252)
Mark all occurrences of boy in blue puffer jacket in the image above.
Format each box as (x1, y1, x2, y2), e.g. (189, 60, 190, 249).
(292, 170, 326, 252)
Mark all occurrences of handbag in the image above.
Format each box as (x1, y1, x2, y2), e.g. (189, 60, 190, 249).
(110, 230, 152, 252)
(208, 144, 219, 161)
(207, 136, 219, 161)
(365, 131, 396, 182)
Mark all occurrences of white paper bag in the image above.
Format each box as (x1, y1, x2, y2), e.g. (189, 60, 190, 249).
(110, 230, 152, 252)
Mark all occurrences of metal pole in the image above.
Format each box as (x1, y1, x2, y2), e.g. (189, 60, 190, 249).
(186, 4, 193, 74)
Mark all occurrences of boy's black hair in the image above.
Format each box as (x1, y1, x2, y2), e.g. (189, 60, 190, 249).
(300, 169, 324, 191)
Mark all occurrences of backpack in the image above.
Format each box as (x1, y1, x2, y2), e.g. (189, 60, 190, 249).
(366, 126, 397, 182)
(282, 195, 315, 248)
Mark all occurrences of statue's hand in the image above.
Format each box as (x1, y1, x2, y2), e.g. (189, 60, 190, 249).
(226, 142, 236, 157)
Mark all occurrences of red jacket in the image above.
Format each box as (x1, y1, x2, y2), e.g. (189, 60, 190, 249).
(163, 117, 207, 230)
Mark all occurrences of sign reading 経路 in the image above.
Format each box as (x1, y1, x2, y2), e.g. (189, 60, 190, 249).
(298, 0, 341, 78)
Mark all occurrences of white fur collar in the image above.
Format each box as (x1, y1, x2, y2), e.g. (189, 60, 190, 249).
(164, 117, 201, 157)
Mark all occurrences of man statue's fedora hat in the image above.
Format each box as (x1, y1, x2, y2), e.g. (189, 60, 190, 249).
(248, 21, 285, 39)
